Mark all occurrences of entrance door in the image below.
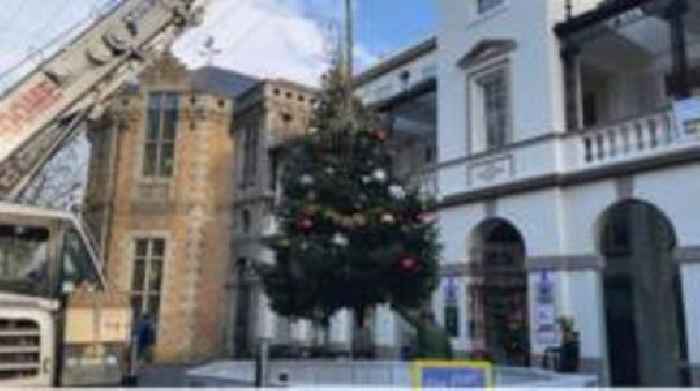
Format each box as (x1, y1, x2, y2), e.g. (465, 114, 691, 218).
(603, 276, 639, 386)
(600, 201, 688, 387)
(471, 218, 529, 366)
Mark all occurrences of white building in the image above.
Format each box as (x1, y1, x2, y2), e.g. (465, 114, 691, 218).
(421, 0, 700, 387)
(230, 1, 700, 386)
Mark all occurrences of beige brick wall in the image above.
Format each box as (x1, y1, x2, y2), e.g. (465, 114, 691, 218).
(84, 54, 234, 363)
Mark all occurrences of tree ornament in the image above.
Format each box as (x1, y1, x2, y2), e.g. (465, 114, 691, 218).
(332, 233, 349, 247)
(300, 174, 315, 186)
(352, 213, 368, 227)
(296, 216, 314, 232)
(399, 256, 419, 273)
(373, 129, 388, 142)
(325, 166, 336, 175)
(389, 185, 406, 200)
(306, 191, 318, 201)
(361, 175, 371, 184)
(380, 212, 396, 224)
(418, 212, 437, 224)
(372, 169, 387, 182)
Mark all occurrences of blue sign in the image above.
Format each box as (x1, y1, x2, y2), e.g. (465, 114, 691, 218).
(412, 361, 492, 389)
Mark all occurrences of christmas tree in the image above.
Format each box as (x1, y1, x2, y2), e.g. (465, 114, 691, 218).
(257, 65, 441, 330)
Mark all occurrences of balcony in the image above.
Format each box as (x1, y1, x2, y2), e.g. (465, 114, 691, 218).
(437, 103, 700, 203)
(576, 107, 681, 167)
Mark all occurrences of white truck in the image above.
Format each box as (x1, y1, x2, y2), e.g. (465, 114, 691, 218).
(0, 0, 205, 386)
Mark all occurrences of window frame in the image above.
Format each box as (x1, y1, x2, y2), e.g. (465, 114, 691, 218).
(478, 68, 510, 150)
(130, 237, 167, 336)
(241, 121, 260, 188)
(142, 91, 180, 179)
(466, 59, 513, 154)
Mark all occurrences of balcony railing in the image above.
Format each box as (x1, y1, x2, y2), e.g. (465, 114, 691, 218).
(434, 104, 700, 200)
(578, 107, 681, 166)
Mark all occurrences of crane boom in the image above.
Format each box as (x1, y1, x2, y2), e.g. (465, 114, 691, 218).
(0, 0, 205, 200)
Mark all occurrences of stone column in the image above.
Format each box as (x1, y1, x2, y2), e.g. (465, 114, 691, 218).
(290, 319, 312, 348)
(562, 44, 582, 131)
(665, 0, 690, 99)
(329, 310, 352, 354)
(254, 287, 276, 341)
(373, 304, 399, 358)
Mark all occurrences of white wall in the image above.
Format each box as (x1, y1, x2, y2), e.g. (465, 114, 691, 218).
(436, 0, 570, 164)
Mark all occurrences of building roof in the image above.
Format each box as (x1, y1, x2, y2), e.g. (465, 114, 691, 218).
(119, 64, 259, 99)
(354, 37, 437, 86)
(190, 66, 259, 99)
(554, 0, 654, 38)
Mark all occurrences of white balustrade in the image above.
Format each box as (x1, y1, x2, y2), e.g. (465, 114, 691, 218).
(580, 109, 679, 166)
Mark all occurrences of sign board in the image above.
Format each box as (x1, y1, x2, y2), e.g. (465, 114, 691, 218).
(673, 98, 700, 135)
(411, 361, 493, 389)
(535, 271, 557, 345)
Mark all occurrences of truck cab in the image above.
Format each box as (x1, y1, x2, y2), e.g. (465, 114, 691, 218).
(0, 202, 131, 387)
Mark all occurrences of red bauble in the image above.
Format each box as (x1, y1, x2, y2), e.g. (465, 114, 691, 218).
(373, 129, 387, 142)
(417, 212, 437, 224)
(297, 217, 314, 232)
(399, 256, 418, 272)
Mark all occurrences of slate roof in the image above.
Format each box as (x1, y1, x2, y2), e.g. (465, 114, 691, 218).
(190, 66, 259, 99)
(119, 65, 259, 98)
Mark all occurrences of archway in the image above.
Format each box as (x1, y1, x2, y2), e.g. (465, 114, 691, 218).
(469, 218, 529, 366)
(598, 200, 688, 386)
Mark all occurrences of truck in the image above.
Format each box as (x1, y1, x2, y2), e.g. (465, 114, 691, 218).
(0, 0, 206, 386)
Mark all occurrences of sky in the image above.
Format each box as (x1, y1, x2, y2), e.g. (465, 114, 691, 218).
(0, 0, 437, 89)
(0, 0, 435, 207)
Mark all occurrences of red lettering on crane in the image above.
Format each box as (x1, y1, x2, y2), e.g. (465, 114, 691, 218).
(0, 79, 63, 137)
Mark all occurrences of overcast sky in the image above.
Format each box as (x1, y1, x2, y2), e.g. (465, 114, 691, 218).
(0, 0, 436, 89)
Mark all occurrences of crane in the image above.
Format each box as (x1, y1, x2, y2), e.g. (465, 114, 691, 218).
(0, 0, 208, 386)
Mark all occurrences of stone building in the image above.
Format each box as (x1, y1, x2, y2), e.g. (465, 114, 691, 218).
(83, 53, 256, 363)
(226, 79, 319, 357)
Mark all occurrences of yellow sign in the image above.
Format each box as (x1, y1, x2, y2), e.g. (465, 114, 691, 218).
(411, 360, 493, 389)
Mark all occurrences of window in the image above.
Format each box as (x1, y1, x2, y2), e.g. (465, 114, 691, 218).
(479, 69, 510, 149)
(242, 210, 251, 233)
(478, 0, 504, 14)
(144, 92, 179, 178)
(0, 225, 50, 296)
(242, 124, 259, 187)
(269, 151, 279, 192)
(131, 238, 165, 333)
(61, 229, 101, 292)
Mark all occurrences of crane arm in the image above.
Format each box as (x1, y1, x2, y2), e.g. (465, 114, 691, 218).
(0, 0, 206, 200)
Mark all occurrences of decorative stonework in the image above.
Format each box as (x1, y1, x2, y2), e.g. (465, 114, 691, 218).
(457, 38, 517, 69)
(467, 154, 514, 187)
(139, 52, 191, 89)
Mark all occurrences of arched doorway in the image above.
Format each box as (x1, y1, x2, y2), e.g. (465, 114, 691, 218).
(469, 218, 529, 366)
(599, 200, 688, 386)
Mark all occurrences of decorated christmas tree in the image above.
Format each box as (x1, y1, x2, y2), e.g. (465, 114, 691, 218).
(257, 64, 441, 332)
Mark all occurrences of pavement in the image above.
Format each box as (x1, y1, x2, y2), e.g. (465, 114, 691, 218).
(135, 364, 254, 388)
